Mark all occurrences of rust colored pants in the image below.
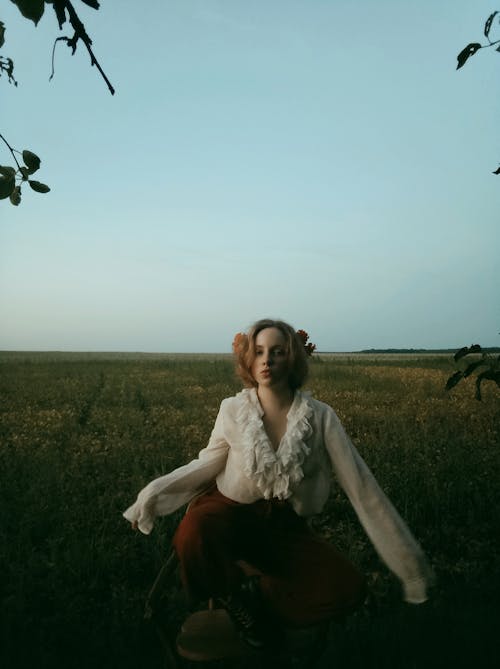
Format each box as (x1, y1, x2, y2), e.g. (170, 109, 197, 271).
(172, 487, 366, 627)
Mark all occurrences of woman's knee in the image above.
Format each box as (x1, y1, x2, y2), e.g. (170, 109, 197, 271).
(173, 503, 235, 554)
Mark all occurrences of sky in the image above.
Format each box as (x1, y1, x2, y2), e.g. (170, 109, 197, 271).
(1, 0, 499, 352)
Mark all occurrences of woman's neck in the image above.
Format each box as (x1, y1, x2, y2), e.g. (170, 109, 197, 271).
(256, 384, 294, 413)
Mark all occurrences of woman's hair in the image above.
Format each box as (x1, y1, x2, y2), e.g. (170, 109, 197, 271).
(233, 318, 309, 390)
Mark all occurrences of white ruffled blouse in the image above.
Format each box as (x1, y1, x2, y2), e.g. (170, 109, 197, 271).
(124, 388, 433, 604)
(239, 386, 313, 501)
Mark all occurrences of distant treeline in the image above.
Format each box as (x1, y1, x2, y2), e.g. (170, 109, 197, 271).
(320, 348, 500, 354)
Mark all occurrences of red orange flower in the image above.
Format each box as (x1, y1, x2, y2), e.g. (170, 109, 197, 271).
(296, 329, 317, 356)
(232, 332, 247, 354)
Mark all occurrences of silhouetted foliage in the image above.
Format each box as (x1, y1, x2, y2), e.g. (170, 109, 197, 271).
(0, 135, 50, 205)
(0, 20, 18, 86)
(456, 10, 500, 175)
(6, 1, 113, 92)
(1, 1, 114, 206)
(446, 344, 500, 401)
(456, 11, 500, 69)
(451, 13, 500, 399)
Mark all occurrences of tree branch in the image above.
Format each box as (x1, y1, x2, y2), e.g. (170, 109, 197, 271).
(53, 0, 115, 95)
(0, 133, 22, 170)
(481, 38, 500, 49)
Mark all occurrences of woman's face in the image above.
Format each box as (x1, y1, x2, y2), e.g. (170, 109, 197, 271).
(251, 327, 289, 389)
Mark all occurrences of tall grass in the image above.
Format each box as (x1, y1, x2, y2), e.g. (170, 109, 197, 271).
(0, 352, 499, 668)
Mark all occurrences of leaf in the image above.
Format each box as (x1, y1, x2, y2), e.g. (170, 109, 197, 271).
(493, 167, 500, 175)
(475, 370, 493, 400)
(484, 11, 498, 40)
(453, 346, 469, 362)
(445, 370, 463, 391)
(456, 43, 482, 70)
(22, 150, 41, 173)
(0, 174, 16, 199)
(0, 21, 5, 49)
(0, 56, 17, 86)
(52, 0, 66, 29)
(463, 360, 486, 378)
(11, 0, 45, 26)
(475, 377, 483, 401)
(80, 0, 100, 9)
(455, 344, 482, 361)
(19, 166, 30, 180)
(9, 186, 21, 206)
(28, 180, 50, 193)
(0, 165, 16, 178)
(475, 370, 500, 400)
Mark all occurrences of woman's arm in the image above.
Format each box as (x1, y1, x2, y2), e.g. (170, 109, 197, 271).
(322, 406, 434, 603)
(123, 400, 230, 534)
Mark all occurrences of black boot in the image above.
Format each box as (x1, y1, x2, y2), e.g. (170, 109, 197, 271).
(218, 576, 282, 650)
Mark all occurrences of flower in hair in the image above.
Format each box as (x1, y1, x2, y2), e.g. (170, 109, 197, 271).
(233, 328, 316, 356)
(296, 329, 317, 356)
(232, 332, 247, 354)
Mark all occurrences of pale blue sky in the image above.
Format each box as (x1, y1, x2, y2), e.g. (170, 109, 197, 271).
(1, 0, 499, 352)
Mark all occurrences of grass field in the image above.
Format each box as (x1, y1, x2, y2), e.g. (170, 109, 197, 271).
(1, 352, 499, 669)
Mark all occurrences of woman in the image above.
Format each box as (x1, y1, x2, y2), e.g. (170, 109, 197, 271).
(124, 319, 433, 648)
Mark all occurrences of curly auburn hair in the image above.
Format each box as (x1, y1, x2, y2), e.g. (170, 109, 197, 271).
(233, 318, 309, 390)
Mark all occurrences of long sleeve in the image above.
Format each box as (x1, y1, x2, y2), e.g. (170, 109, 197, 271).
(323, 408, 434, 603)
(123, 401, 230, 535)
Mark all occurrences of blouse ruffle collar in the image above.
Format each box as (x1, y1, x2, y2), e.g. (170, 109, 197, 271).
(236, 388, 313, 500)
